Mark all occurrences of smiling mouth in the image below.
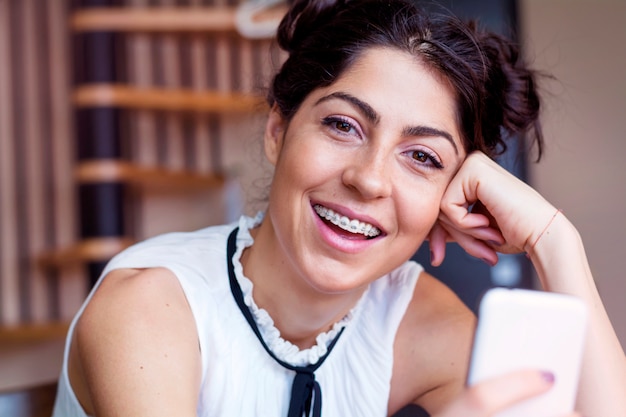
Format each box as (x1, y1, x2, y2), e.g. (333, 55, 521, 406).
(313, 204, 382, 238)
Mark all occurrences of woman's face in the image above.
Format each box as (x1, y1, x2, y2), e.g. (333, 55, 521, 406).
(263, 47, 466, 294)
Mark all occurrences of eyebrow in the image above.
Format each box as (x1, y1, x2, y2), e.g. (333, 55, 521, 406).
(315, 91, 458, 154)
(316, 92, 380, 124)
(403, 125, 458, 154)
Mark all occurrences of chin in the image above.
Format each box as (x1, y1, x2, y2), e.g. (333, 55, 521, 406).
(302, 264, 377, 295)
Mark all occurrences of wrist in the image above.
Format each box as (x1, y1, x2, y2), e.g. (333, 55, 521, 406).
(525, 212, 592, 295)
(526, 210, 579, 259)
(525, 208, 562, 254)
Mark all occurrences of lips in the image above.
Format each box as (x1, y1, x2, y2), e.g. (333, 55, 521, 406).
(313, 204, 381, 238)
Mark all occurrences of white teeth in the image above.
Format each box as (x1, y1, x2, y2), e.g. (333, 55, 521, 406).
(339, 216, 350, 229)
(313, 205, 381, 238)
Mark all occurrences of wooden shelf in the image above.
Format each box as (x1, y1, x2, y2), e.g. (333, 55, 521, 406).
(0, 322, 69, 343)
(70, 6, 239, 33)
(75, 159, 224, 189)
(73, 84, 266, 114)
(38, 237, 135, 268)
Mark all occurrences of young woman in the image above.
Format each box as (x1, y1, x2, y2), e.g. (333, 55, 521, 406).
(53, 1, 626, 416)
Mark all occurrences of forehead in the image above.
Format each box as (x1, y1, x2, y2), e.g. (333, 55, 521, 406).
(308, 47, 462, 143)
(334, 47, 455, 106)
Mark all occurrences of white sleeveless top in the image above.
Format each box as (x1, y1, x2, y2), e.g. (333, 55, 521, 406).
(52, 214, 422, 417)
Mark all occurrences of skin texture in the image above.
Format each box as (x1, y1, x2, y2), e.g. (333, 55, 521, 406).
(69, 267, 201, 417)
(433, 369, 582, 417)
(66, 47, 626, 417)
(429, 153, 626, 417)
(245, 48, 467, 346)
(246, 48, 477, 415)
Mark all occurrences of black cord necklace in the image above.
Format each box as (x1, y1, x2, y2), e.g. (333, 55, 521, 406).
(226, 227, 345, 417)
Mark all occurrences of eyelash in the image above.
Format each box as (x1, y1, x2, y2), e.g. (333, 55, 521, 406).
(321, 116, 444, 170)
(408, 149, 444, 170)
(321, 116, 361, 137)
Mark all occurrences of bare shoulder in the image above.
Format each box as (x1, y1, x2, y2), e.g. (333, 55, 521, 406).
(389, 270, 476, 415)
(68, 267, 201, 417)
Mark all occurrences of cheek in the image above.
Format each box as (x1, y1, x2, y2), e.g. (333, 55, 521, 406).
(395, 183, 445, 235)
(268, 141, 327, 208)
(277, 137, 340, 184)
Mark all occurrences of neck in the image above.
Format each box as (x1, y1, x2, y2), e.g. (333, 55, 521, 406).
(241, 219, 366, 350)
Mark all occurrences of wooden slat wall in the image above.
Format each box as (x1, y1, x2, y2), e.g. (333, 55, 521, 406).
(0, 0, 83, 327)
(122, 0, 279, 239)
(0, 0, 283, 330)
(0, 0, 19, 325)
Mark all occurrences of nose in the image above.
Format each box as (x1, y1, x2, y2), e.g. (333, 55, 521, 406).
(341, 148, 392, 200)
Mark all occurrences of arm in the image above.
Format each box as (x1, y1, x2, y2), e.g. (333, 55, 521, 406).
(69, 267, 201, 417)
(390, 272, 476, 416)
(526, 212, 626, 416)
(429, 151, 626, 416)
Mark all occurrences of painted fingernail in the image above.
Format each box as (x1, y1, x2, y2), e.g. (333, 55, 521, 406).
(541, 371, 555, 384)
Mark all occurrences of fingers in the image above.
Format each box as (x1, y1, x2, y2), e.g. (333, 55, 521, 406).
(434, 370, 556, 417)
(432, 151, 564, 263)
(466, 370, 554, 412)
(427, 222, 447, 267)
(428, 214, 504, 267)
(439, 222, 500, 266)
(441, 201, 492, 230)
(438, 214, 505, 245)
(436, 151, 551, 257)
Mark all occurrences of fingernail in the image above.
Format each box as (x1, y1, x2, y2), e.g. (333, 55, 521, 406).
(481, 258, 496, 267)
(541, 371, 555, 384)
(430, 250, 434, 264)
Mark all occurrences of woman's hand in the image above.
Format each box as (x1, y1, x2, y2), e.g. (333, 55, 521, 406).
(432, 370, 581, 417)
(428, 152, 626, 417)
(429, 151, 558, 267)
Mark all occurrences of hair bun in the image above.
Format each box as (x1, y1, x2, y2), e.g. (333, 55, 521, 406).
(478, 30, 542, 156)
(276, 0, 345, 53)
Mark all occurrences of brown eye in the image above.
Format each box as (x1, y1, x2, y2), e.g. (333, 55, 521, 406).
(335, 121, 352, 132)
(412, 150, 429, 163)
(322, 116, 359, 137)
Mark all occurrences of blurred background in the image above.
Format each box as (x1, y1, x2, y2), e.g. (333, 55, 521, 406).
(0, 0, 624, 414)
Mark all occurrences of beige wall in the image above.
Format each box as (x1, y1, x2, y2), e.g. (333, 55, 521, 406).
(520, 0, 626, 348)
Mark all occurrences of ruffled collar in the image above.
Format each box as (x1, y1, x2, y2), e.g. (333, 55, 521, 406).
(232, 213, 368, 367)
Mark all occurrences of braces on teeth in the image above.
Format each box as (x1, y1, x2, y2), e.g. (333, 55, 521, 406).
(314, 205, 381, 238)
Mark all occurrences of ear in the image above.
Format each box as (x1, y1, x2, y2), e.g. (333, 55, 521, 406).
(264, 104, 287, 166)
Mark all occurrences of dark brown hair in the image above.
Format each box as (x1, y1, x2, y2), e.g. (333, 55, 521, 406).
(267, 0, 543, 159)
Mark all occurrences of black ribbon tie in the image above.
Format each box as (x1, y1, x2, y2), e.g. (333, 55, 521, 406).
(226, 227, 344, 417)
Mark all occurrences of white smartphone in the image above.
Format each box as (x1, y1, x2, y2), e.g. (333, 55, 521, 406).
(467, 287, 588, 417)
